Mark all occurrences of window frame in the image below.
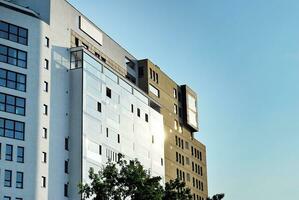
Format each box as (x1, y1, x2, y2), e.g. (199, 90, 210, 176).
(0, 44, 27, 68)
(0, 20, 28, 45)
(0, 68, 26, 92)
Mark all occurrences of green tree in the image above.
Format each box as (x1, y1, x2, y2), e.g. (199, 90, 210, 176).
(207, 193, 225, 200)
(163, 178, 192, 200)
(79, 154, 192, 200)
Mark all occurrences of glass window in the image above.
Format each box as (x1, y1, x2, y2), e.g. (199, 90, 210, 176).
(0, 44, 27, 68)
(0, 68, 26, 92)
(0, 118, 25, 140)
(0, 93, 26, 115)
(17, 146, 24, 163)
(5, 144, 13, 161)
(0, 21, 28, 45)
(4, 170, 12, 187)
(16, 172, 23, 188)
(4, 196, 11, 200)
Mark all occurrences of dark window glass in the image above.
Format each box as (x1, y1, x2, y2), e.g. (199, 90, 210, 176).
(106, 87, 111, 98)
(4, 170, 12, 187)
(0, 44, 27, 68)
(17, 146, 24, 163)
(0, 117, 25, 140)
(0, 21, 28, 45)
(0, 68, 26, 91)
(5, 144, 13, 161)
(16, 171, 23, 188)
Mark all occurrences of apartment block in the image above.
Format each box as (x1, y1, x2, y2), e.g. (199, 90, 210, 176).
(0, 0, 207, 200)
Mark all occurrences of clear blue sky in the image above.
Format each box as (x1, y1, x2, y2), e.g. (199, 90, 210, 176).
(68, 0, 299, 199)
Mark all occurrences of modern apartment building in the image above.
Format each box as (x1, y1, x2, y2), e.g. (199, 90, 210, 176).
(0, 0, 207, 200)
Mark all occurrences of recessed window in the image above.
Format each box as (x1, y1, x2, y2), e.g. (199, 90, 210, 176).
(17, 146, 24, 163)
(97, 102, 101, 112)
(44, 59, 49, 70)
(161, 158, 163, 166)
(117, 134, 120, 143)
(145, 113, 148, 122)
(41, 176, 46, 188)
(43, 104, 48, 115)
(4, 170, 12, 187)
(174, 120, 178, 130)
(4, 197, 11, 200)
(45, 37, 49, 47)
(42, 152, 47, 163)
(64, 184, 68, 197)
(106, 128, 109, 137)
(75, 37, 79, 47)
(173, 88, 177, 98)
(106, 87, 111, 98)
(43, 127, 47, 139)
(155, 73, 159, 83)
(16, 171, 24, 188)
(131, 104, 134, 113)
(64, 160, 69, 174)
(44, 81, 48, 92)
(99, 145, 102, 155)
(65, 138, 69, 151)
(174, 104, 178, 114)
(137, 108, 140, 117)
(5, 144, 13, 161)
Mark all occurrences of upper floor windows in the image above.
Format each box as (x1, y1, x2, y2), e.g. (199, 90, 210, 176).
(5, 144, 13, 161)
(17, 146, 24, 163)
(0, 44, 27, 68)
(0, 93, 25, 116)
(0, 68, 26, 92)
(106, 87, 111, 98)
(16, 171, 24, 189)
(45, 37, 49, 48)
(173, 88, 177, 99)
(149, 68, 159, 84)
(149, 84, 159, 97)
(0, 117, 25, 140)
(0, 21, 28, 45)
(4, 170, 12, 187)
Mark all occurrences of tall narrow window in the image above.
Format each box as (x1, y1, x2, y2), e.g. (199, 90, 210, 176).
(106, 128, 109, 137)
(44, 59, 49, 70)
(43, 104, 48, 115)
(131, 104, 134, 113)
(4, 170, 12, 187)
(97, 102, 101, 112)
(42, 152, 47, 163)
(106, 87, 111, 98)
(174, 104, 178, 114)
(43, 127, 48, 139)
(64, 184, 68, 197)
(45, 37, 49, 47)
(41, 176, 46, 188)
(75, 37, 79, 47)
(17, 146, 24, 163)
(145, 113, 148, 122)
(65, 138, 69, 151)
(99, 145, 102, 155)
(16, 171, 23, 188)
(5, 144, 13, 161)
(64, 160, 69, 174)
(44, 81, 48, 92)
(152, 135, 154, 144)
(173, 88, 177, 98)
(137, 108, 140, 117)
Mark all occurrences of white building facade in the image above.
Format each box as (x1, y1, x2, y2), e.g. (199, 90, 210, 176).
(0, 0, 165, 200)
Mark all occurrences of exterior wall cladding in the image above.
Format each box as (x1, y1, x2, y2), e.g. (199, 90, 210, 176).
(0, 0, 207, 200)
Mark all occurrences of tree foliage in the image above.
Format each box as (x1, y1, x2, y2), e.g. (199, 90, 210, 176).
(79, 154, 192, 200)
(207, 193, 225, 200)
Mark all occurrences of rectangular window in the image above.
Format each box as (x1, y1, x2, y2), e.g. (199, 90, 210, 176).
(44, 59, 49, 70)
(16, 198, 23, 200)
(3, 196, 11, 200)
(43, 104, 48, 115)
(17, 146, 24, 163)
(64, 184, 68, 197)
(65, 137, 69, 151)
(117, 134, 120, 143)
(137, 108, 140, 117)
(174, 120, 178, 130)
(0, 44, 27, 68)
(152, 135, 154, 144)
(0, 20, 28, 45)
(0, 68, 26, 92)
(64, 160, 68, 174)
(149, 84, 159, 97)
(16, 171, 23, 188)
(106, 128, 109, 137)
(45, 37, 49, 47)
(106, 87, 111, 98)
(42, 152, 47, 163)
(174, 104, 178, 114)
(161, 158, 163, 166)
(97, 102, 101, 112)
(99, 145, 102, 155)
(5, 144, 13, 161)
(150, 68, 153, 79)
(131, 104, 134, 113)
(42, 127, 47, 139)
(145, 113, 148, 122)
(41, 176, 46, 188)
(0, 92, 26, 116)
(75, 37, 79, 47)
(44, 81, 48, 92)
(4, 170, 12, 187)
(0, 117, 25, 140)
(155, 73, 159, 83)
(173, 88, 177, 98)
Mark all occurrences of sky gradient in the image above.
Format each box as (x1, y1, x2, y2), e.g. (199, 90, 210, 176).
(68, 0, 299, 199)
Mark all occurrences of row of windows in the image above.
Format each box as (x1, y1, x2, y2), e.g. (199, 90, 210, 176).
(0, 92, 25, 116)
(149, 68, 159, 84)
(193, 194, 205, 200)
(192, 161, 203, 176)
(0, 143, 24, 163)
(176, 152, 187, 166)
(0, 20, 28, 45)
(3, 170, 24, 189)
(192, 177, 204, 191)
(0, 44, 27, 68)
(191, 146, 203, 161)
(0, 68, 26, 92)
(175, 135, 189, 150)
(0, 117, 25, 140)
